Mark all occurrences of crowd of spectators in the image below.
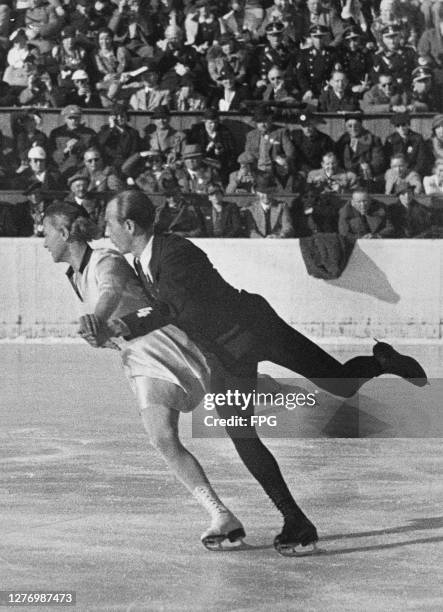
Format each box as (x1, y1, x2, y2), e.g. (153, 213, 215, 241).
(1, 0, 443, 239)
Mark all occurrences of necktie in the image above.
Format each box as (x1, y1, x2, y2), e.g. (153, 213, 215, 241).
(264, 208, 271, 236)
(134, 257, 154, 299)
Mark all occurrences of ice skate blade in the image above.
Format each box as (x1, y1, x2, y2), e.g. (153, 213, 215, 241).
(275, 542, 322, 558)
(202, 527, 246, 551)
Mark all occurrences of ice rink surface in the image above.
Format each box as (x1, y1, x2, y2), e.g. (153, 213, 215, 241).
(1, 343, 442, 612)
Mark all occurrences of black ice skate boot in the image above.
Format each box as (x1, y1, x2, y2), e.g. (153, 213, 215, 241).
(373, 341, 428, 387)
(274, 515, 319, 557)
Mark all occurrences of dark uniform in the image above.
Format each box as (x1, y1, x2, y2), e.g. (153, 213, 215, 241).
(384, 128, 429, 176)
(291, 123, 336, 173)
(295, 26, 337, 97)
(336, 46, 373, 87)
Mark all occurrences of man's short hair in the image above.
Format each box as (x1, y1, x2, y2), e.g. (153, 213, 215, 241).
(109, 190, 156, 231)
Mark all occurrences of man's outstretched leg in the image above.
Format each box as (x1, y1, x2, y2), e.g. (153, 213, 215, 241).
(213, 366, 318, 555)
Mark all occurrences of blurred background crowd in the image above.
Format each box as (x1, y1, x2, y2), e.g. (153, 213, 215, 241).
(1, 0, 443, 240)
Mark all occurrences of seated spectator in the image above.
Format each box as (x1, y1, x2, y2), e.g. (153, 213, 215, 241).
(220, 0, 263, 39)
(291, 112, 336, 176)
(371, 24, 417, 90)
(317, 70, 360, 112)
(211, 66, 250, 111)
(426, 114, 443, 166)
(243, 106, 295, 191)
(408, 66, 437, 112)
(172, 75, 207, 111)
(107, 0, 154, 61)
(97, 103, 140, 168)
(226, 151, 257, 194)
(384, 113, 428, 177)
(384, 154, 423, 195)
(254, 65, 299, 103)
(121, 149, 175, 193)
(127, 61, 171, 111)
(256, 22, 292, 82)
(338, 189, 392, 239)
(304, 0, 345, 46)
(15, 182, 50, 237)
(184, 2, 221, 49)
(174, 144, 222, 194)
(93, 27, 131, 107)
(154, 187, 206, 238)
(48, 105, 97, 181)
(142, 105, 185, 164)
(386, 184, 432, 237)
(77, 147, 125, 193)
(24, 0, 63, 51)
(307, 151, 359, 194)
(17, 145, 64, 191)
(423, 159, 443, 195)
(295, 25, 337, 105)
(65, 69, 103, 109)
(207, 32, 249, 86)
(12, 111, 48, 172)
(417, 1, 443, 107)
(186, 108, 236, 184)
(244, 173, 294, 238)
(204, 183, 244, 237)
(18, 68, 57, 107)
(361, 72, 409, 113)
(64, 173, 106, 236)
(3, 28, 39, 87)
(336, 113, 386, 190)
(336, 26, 373, 94)
(51, 26, 88, 87)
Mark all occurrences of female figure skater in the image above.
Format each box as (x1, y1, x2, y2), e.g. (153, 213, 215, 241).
(42, 201, 244, 550)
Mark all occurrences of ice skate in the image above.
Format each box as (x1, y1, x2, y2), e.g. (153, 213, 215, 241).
(201, 512, 246, 551)
(373, 341, 428, 387)
(273, 516, 320, 557)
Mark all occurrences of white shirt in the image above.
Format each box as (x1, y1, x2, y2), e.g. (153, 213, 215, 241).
(138, 235, 155, 282)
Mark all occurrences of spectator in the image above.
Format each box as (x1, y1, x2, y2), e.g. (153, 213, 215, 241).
(386, 184, 432, 237)
(127, 61, 171, 111)
(108, 0, 155, 60)
(3, 28, 38, 87)
(207, 32, 249, 85)
(295, 25, 337, 103)
(78, 146, 125, 193)
(154, 187, 207, 238)
(255, 65, 299, 103)
(204, 183, 244, 237)
(24, 0, 63, 50)
(186, 108, 236, 183)
(291, 112, 336, 176)
(361, 72, 409, 113)
(48, 105, 97, 181)
(220, 0, 263, 39)
(12, 111, 48, 171)
(17, 145, 64, 191)
(64, 69, 102, 109)
(243, 106, 295, 191)
(408, 66, 437, 112)
(384, 113, 428, 177)
(336, 26, 373, 94)
(97, 103, 140, 167)
(172, 75, 207, 111)
(298, 186, 340, 236)
(256, 22, 292, 82)
(338, 189, 392, 239)
(51, 26, 88, 87)
(211, 66, 250, 111)
(184, 2, 221, 49)
(121, 149, 175, 193)
(336, 113, 386, 190)
(305, 0, 345, 47)
(317, 69, 360, 112)
(18, 68, 57, 107)
(307, 151, 359, 193)
(244, 173, 294, 238)
(226, 151, 257, 194)
(427, 113, 443, 166)
(142, 105, 185, 164)
(174, 144, 222, 194)
(64, 173, 106, 236)
(93, 26, 131, 107)
(372, 24, 417, 89)
(384, 153, 423, 195)
(15, 182, 49, 237)
(423, 159, 443, 195)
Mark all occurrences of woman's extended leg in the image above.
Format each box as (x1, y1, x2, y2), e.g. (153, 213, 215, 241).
(132, 376, 245, 548)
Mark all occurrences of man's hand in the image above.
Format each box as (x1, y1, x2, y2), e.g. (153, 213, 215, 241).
(78, 314, 109, 347)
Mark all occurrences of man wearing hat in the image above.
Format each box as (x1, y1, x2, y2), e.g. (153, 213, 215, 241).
(12, 110, 47, 172)
(372, 24, 417, 89)
(108, 0, 154, 59)
(408, 67, 437, 113)
(52, 25, 88, 87)
(244, 172, 294, 237)
(384, 153, 423, 196)
(384, 113, 428, 177)
(17, 145, 64, 191)
(256, 21, 292, 80)
(173, 74, 207, 111)
(295, 25, 337, 101)
(128, 61, 171, 111)
(205, 182, 244, 236)
(361, 71, 410, 114)
(175, 144, 221, 194)
(48, 105, 97, 180)
(243, 106, 294, 189)
(66, 68, 102, 109)
(335, 26, 373, 92)
(97, 103, 140, 168)
(121, 149, 174, 193)
(305, 0, 345, 47)
(14, 181, 49, 237)
(154, 185, 207, 238)
(386, 183, 432, 237)
(227, 151, 257, 193)
(142, 105, 185, 164)
(187, 107, 236, 183)
(336, 112, 386, 189)
(64, 173, 105, 236)
(290, 111, 335, 176)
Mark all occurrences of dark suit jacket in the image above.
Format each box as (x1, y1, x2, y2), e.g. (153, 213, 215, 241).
(338, 200, 391, 239)
(202, 201, 244, 237)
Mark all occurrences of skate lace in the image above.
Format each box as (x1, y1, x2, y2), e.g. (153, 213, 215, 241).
(193, 486, 230, 515)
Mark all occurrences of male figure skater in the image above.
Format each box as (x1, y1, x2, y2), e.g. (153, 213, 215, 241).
(83, 190, 427, 555)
